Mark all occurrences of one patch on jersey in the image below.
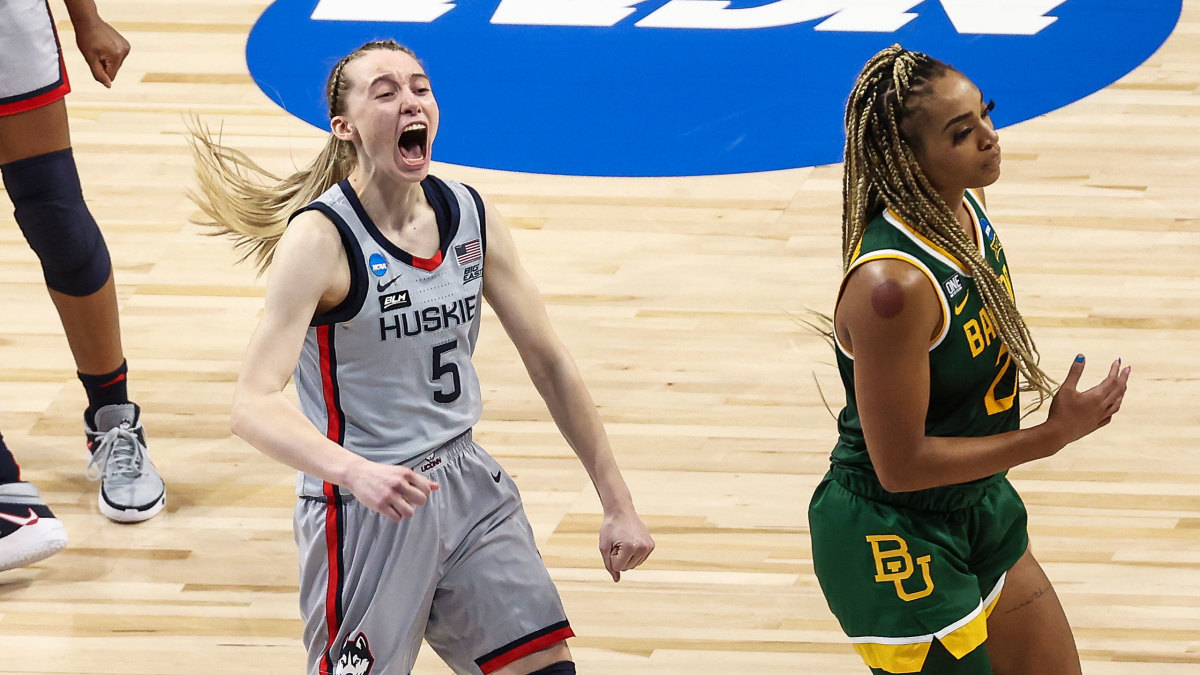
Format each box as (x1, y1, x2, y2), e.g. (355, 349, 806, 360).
(944, 274, 966, 299)
(982, 219, 995, 242)
(462, 264, 482, 284)
(379, 290, 411, 312)
(454, 239, 482, 266)
(334, 632, 374, 675)
(368, 253, 388, 277)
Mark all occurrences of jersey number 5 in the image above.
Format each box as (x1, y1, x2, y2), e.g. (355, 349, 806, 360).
(432, 339, 462, 404)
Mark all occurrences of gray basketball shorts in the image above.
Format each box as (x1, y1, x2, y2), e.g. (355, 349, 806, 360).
(294, 431, 572, 675)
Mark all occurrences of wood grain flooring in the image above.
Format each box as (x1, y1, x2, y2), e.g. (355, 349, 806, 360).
(0, 1, 1198, 672)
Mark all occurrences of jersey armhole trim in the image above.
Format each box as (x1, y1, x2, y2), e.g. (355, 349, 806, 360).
(463, 183, 487, 258)
(833, 250, 952, 360)
(292, 203, 368, 326)
(882, 209, 971, 277)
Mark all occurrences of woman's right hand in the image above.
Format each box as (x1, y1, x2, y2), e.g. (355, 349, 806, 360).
(1046, 355, 1131, 447)
(344, 459, 439, 523)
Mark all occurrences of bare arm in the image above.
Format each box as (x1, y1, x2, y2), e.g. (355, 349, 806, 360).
(838, 259, 1128, 492)
(481, 197, 654, 581)
(231, 210, 437, 521)
(62, 0, 129, 87)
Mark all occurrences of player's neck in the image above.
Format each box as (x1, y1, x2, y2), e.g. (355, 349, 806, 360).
(936, 187, 974, 241)
(348, 169, 428, 233)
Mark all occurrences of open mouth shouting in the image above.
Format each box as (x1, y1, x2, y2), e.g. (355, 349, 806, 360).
(398, 122, 429, 168)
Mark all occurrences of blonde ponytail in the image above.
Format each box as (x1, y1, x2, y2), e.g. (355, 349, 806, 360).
(185, 39, 419, 272)
(186, 120, 354, 272)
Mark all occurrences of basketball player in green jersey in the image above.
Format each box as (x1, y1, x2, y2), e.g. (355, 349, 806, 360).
(808, 45, 1130, 674)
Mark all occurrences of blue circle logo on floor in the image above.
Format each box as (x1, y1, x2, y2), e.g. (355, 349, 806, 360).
(247, 0, 1181, 177)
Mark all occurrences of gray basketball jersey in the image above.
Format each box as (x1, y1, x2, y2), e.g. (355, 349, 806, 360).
(292, 176, 486, 497)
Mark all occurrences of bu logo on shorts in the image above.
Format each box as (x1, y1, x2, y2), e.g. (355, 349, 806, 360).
(866, 535, 935, 602)
(334, 632, 374, 675)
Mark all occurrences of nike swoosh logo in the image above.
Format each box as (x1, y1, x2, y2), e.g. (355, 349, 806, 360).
(0, 508, 39, 527)
(377, 275, 402, 292)
(953, 292, 970, 316)
(491, 471, 502, 483)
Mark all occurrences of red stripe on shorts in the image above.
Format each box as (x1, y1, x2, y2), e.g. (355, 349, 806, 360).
(478, 625, 575, 674)
(317, 324, 344, 674)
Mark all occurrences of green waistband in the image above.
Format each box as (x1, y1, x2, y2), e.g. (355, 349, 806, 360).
(828, 463, 1005, 512)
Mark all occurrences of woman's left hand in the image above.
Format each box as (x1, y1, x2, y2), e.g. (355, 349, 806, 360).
(74, 18, 130, 87)
(600, 511, 655, 582)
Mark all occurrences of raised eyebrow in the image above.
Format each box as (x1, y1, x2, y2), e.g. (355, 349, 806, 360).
(368, 73, 430, 88)
(367, 74, 396, 89)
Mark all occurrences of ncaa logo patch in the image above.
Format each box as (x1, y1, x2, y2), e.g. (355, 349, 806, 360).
(368, 252, 388, 277)
(247, 0, 1181, 177)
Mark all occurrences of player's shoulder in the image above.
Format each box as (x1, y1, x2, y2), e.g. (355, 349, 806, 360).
(284, 208, 340, 244)
(274, 209, 345, 272)
(845, 256, 937, 301)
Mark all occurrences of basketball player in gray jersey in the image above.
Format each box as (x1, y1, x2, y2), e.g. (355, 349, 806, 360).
(188, 41, 654, 675)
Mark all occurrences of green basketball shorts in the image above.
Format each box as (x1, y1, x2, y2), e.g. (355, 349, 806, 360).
(808, 468, 1029, 673)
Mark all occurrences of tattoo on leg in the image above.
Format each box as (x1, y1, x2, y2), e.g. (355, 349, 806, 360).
(1004, 583, 1049, 614)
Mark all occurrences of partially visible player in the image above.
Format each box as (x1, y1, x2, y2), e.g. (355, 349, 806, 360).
(188, 40, 654, 674)
(807, 45, 1129, 674)
(0, 0, 167, 572)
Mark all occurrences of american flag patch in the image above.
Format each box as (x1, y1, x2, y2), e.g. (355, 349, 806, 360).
(454, 239, 482, 265)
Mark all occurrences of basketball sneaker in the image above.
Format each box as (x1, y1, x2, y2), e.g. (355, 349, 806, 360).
(0, 482, 68, 572)
(85, 403, 165, 523)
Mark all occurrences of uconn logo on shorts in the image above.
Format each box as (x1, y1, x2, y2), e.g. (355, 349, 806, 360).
(247, 0, 1181, 177)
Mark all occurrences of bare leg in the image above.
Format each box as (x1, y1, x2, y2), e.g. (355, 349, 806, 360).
(985, 546, 1082, 675)
(48, 275, 124, 374)
(0, 98, 70, 162)
(492, 641, 572, 675)
(0, 100, 125, 375)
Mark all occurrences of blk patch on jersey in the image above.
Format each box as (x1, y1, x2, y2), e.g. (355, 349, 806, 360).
(379, 290, 412, 312)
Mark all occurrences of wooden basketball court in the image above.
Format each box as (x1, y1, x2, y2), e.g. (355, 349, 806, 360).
(1, 1, 1197, 672)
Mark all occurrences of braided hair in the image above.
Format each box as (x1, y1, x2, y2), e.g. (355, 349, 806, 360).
(842, 44, 1054, 404)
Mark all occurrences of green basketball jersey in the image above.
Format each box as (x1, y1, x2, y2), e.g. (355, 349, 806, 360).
(831, 190, 1020, 491)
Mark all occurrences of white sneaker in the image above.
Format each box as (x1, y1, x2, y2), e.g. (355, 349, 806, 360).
(0, 482, 68, 572)
(86, 403, 166, 523)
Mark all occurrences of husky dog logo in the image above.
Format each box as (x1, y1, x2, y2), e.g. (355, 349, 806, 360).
(334, 632, 374, 675)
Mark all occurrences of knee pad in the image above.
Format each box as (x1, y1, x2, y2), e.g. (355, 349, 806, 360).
(1, 147, 111, 297)
(529, 662, 575, 675)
